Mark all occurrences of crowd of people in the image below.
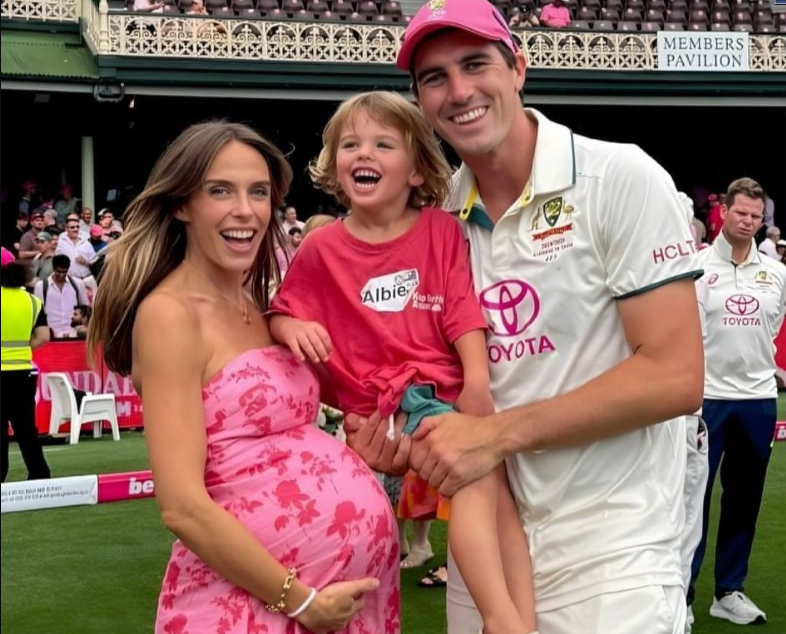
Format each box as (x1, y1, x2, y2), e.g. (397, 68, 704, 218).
(0, 197, 123, 339)
(1, 1, 782, 632)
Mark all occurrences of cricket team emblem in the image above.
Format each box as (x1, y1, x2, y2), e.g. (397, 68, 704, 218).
(543, 197, 563, 227)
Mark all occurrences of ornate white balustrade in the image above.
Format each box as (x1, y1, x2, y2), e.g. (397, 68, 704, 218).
(1, 0, 78, 22)
(2, 0, 785, 72)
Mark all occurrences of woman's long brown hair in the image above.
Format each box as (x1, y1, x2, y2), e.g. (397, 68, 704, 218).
(87, 121, 293, 376)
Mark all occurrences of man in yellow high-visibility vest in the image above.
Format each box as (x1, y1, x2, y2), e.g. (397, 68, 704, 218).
(1, 247, 51, 481)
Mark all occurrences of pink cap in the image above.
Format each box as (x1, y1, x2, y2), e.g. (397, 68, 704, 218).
(89, 224, 104, 238)
(1, 247, 16, 268)
(396, 0, 519, 70)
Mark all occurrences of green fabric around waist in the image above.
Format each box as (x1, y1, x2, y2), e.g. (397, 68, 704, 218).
(400, 385, 454, 435)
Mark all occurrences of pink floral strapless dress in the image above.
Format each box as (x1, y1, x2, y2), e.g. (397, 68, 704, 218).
(154, 346, 400, 634)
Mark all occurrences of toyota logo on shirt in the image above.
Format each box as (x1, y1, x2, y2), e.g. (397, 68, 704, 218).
(479, 280, 540, 337)
(725, 294, 760, 316)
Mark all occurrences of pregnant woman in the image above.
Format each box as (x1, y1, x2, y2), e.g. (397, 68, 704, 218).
(88, 121, 399, 634)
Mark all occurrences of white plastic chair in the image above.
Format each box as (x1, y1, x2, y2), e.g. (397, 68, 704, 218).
(45, 372, 120, 445)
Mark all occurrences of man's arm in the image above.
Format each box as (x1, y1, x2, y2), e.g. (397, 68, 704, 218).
(411, 278, 704, 495)
(18, 234, 38, 259)
(31, 305, 50, 349)
(31, 325, 50, 349)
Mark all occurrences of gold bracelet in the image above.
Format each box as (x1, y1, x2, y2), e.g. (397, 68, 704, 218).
(266, 567, 297, 614)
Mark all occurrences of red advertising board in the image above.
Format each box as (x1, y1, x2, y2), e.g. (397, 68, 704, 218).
(32, 341, 143, 435)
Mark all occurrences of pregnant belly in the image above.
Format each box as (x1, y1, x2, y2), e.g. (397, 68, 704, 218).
(206, 427, 398, 585)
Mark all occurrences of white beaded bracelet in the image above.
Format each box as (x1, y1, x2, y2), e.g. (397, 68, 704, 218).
(287, 587, 317, 619)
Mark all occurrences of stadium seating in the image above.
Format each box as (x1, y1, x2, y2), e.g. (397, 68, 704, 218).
(110, 0, 777, 33)
(332, 0, 354, 15)
(357, 0, 378, 15)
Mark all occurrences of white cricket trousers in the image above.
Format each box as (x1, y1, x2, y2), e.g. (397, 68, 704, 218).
(446, 546, 686, 634)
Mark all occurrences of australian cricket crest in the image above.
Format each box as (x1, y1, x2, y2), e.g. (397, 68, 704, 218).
(532, 198, 576, 263)
(543, 197, 563, 227)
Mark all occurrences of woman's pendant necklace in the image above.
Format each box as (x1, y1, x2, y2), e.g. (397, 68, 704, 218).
(184, 261, 251, 325)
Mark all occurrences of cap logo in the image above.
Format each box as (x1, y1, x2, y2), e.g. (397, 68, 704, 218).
(427, 0, 446, 18)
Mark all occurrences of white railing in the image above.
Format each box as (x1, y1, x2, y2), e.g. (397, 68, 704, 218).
(3, 0, 785, 72)
(81, 0, 103, 52)
(103, 16, 402, 60)
(1, 0, 78, 22)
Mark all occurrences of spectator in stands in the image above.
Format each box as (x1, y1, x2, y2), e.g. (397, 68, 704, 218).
(88, 225, 108, 254)
(281, 205, 304, 234)
(689, 177, 783, 627)
(5, 212, 29, 257)
(133, 0, 165, 11)
(18, 181, 40, 215)
(540, 0, 572, 28)
(185, 0, 207, 14)
(79, 206, 94, 235)
(54, 184, 78, 226)
(288, 226, 302, 250)
(42, 208, 59, 231)
(706, 193, 723, 243)
(71, 305, 91, 338)
(758, 225, 781, 259)
(29, 231, 57, 289)
(34, 254, 89, 339)
(98, 209, 124, 243)
(16, 210, 46, 260)
(100, 208, 122, 229)
(1, 248, 51, 482)
(184, 0, 221, 35)
(275, 227, 301, 279)
(55, 217, 95, 279)
(509, 6, 539, 27)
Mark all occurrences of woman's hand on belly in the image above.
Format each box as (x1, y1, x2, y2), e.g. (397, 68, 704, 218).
(297, 577, 381, 633)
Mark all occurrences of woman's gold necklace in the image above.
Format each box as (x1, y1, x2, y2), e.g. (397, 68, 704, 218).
(184, 260, 251, 325)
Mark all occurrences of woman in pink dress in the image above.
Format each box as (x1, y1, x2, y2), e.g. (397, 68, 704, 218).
(88, 121, 399, 634)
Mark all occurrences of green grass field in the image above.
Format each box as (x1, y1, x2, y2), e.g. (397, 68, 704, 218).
(2, 411, 784, 633)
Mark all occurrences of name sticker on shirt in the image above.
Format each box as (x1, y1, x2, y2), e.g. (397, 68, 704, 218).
(530, 197, 576, 263)
(360, 269, 420, 312)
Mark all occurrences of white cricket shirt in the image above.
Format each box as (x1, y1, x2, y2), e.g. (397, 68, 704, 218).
(696, 232, 786, 400)
(447, 109, 702, 611)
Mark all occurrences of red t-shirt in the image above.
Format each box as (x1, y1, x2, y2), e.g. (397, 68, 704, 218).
(270, 208, 487, 418)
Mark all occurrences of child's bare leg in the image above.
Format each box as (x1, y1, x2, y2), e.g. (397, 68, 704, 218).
(449, 466, 535, 634)
(494, 465, 537, 631)
(412, 518, 433, 552)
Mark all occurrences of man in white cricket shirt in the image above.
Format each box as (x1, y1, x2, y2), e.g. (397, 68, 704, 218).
(688, 177, 785, 627)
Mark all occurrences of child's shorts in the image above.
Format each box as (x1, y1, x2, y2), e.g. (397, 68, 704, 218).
(400, 385, 454, 435)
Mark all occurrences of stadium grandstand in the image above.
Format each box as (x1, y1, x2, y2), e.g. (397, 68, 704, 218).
(1, 0, 784, 222)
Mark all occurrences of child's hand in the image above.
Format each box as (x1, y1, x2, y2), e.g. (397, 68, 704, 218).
(278, 318, 333, 364)
(456, 383, 495, 417)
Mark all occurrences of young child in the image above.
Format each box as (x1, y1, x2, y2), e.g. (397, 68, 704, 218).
(269, 92, 537, 634)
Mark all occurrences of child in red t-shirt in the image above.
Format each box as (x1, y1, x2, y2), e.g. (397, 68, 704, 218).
(270, 92, 537, 634)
